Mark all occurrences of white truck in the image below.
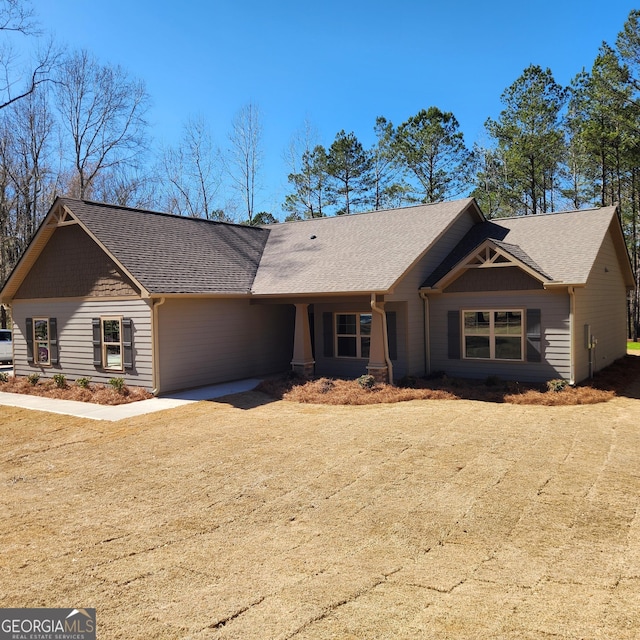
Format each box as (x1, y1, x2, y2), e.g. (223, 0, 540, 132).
(0, 329, 12, 363)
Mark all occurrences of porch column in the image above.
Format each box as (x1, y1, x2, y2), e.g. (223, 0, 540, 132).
(291, 303, 315, 377)
(367, 297, 389, 383)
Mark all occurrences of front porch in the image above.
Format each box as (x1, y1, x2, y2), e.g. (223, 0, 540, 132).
(289, 295, 394, 384)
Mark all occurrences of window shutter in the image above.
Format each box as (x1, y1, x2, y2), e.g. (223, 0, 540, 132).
(448, 310, 461, 359)
(323, 312, 333, 357)
(526, 308, 542, 362)
(386, 311, 397, 361)
(49, 318, 59, 365)
(26, 317, 34, 363)
(92, 318, 102, 366)
(122, 318, 133, 369)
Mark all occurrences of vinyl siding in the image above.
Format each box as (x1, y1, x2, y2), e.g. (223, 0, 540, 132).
(573, 226, 629, 382)
(11, 299, 153, 389)
(388, 207, 478, 375)
(429, 289, 571, 382)
(156, 298, 294, 393)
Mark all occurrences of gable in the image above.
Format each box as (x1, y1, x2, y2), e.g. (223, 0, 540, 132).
(444, 266, 544, 293)
(14, 224, 141, 299)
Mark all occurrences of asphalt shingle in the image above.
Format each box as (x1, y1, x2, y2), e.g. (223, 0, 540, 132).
(422, 206, 620, 288)
(63, 199, 269, 294)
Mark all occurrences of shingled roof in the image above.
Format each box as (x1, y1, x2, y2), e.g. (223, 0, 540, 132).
(60, 199, 269, 295)
(2, 197, 631, 303)
(251, 199, 482, 295)
(422, 205, 629, 289)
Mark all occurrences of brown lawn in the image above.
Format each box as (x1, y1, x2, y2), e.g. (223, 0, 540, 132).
(2, 363, 640, 638)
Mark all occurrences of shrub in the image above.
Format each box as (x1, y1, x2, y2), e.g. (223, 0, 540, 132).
(485, 375, 502, 387)
(357, 374, 376, 390)
(53, 373, 66, 389)
(108, 377, 125, 393)
(0, 372, 8, 383)
(546, 378, 568, 393)
(315, 378, 335, 394)
(75, 376, 92, 389)
(27, 373, 40, 386)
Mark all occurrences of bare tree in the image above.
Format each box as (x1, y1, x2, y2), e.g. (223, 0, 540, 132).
(8, 86, 55, 241)
(0, 0, 58, 110)
(227, 102, 263, 225)
(54, 49, 150, 199)
(159, 116, 224, 219)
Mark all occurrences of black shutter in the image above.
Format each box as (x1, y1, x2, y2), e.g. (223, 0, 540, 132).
(92, 318, 102, 366)
(323, 312, 333, 357)
(526, 308, 542, 362)
(448, 310, 461, 359)
(386, 311, 397, 360)
(49, 318, 59, 365)
(26, 317, 34, 363)
(122, 318, 133, 369)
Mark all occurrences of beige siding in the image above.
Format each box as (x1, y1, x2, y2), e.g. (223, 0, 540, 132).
(573, 227, 629, 382)
(428, 289, 571, 382)
(388, 208, 478, 375)
(157, 298, 294, 393)
(11, 299, 153, 389)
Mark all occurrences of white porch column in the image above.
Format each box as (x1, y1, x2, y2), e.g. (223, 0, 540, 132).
(291, 303, 315, 377)
(367, 296, 389, 383)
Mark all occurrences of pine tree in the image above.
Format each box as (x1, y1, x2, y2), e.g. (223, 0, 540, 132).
(326, 130, 373, 215)
(485, 65, 567, 215)
(394, 107, 470, 203)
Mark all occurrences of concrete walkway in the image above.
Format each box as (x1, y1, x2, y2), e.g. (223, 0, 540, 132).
(0, 378, 262, 421)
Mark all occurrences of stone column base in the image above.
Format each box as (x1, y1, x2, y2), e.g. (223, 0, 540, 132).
(291, 361, 315, 378)
(366, 365, 389, 383)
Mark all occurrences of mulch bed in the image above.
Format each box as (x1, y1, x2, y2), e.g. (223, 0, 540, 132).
(257, 354, 640, 406)
(0, 375, 152, 405)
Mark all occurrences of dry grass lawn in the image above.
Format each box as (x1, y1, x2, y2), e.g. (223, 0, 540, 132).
(2, 373, 640, 638)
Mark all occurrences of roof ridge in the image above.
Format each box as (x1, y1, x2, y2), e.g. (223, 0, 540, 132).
(491, 205, 615, 222)
(59, 197, 266, 232)
(265, 198, 475, 227)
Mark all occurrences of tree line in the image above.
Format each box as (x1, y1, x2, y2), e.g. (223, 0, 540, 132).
(0, 3, 640, 334)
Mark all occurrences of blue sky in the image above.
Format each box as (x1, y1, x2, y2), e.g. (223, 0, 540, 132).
(31, 0, 639, 216)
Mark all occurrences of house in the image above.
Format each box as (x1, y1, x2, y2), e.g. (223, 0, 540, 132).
(0, 197, 634, 394)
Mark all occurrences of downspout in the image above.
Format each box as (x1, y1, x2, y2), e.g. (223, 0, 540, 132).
(371, 293, 393, 385)
(568, 287, 575, 385)
(420, 291, 430, 376)
(152, 297, 166, 396)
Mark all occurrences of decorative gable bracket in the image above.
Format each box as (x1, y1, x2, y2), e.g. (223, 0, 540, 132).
(47, 205, 78, 228)
(426, 239, 552, 292)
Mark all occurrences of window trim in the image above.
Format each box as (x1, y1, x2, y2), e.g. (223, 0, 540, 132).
(462, 309, 524, 362)
(33, 317, 51, 366)
(101, 316, 124, 372)
(334, 312, 372, 359)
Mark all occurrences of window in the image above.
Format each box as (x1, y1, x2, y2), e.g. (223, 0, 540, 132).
(92, 317, 133, 370)
(25, 318, 58, 365)
(102, 318, 123, 370)
(463, 310, 523, 360)
(335, 313, 371, 358)
(33, 318, 50, 365)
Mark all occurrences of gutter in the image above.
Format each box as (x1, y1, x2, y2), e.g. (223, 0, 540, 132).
(151, 297, 166, 395)
(370, 293, 393, 385)
(419, 291, 430, 376)
(568, 286, 575, 385)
